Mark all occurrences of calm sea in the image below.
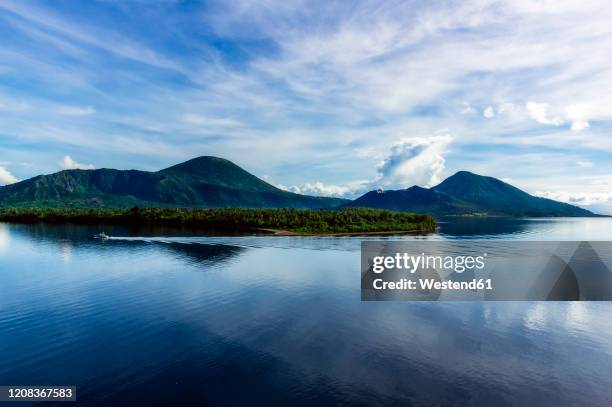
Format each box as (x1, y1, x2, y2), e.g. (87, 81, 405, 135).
(1, 217, 611, 406)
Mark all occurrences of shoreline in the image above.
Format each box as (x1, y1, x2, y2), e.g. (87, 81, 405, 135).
(0, 221, 433, 237)
(256, 227, 433, 236)
(0, 207, 437, 236)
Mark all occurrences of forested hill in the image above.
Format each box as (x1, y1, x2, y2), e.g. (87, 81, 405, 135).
(347, 171, 595, 217)
(0, 158, 596, 217)
(0, 156, 347, 209)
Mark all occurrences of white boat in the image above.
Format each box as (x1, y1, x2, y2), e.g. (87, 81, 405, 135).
(95, 232, 110, 240)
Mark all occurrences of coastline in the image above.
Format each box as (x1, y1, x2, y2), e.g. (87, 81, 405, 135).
(0, 207, 437, 236)
(257, 227, 434, 236)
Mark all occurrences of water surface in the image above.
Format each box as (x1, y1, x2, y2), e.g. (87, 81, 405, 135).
(1, 218, 611, 406)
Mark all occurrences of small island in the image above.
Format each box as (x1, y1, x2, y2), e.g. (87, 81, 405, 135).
(0, 207, 436, 235)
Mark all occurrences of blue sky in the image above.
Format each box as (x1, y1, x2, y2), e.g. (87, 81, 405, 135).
(1, 0, 611, 213)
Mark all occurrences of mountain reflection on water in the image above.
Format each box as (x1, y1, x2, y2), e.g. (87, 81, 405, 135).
(1, 218, 611, 406)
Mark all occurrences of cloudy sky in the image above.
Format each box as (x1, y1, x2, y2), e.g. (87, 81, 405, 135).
(0, 0, 611, 213)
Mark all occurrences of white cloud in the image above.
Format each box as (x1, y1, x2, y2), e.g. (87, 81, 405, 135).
(577, 161, 594, 168)
(460, 102, 475, 114)
(525, 102, 563, 126)
(0, 95, 29, 112)
(374, 135, 453, 189)
(566, 104, 590, 131)
(570, 120, 589, 131)
(56, 105, 95, 116)
(497, 103, 517, 114)
(0, 166, 18, 185)
(281, 135, 454, 197)
(281, 180, 369, 198)
(483, 106, 495, 118)
(181, 114, 242, 128)
(60, 155, 95, 170)
(546, 174, 612, 215)
(534, 190, 612, 206)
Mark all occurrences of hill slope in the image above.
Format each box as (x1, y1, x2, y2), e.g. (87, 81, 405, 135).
(348, 171, 594, 217)
(0, 156, 347, 209)
(432, 171, 593, 216)
(348, 186, 467, 214)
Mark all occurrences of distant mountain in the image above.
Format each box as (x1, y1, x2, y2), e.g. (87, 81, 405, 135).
(348, 186, 466, 214)
(0, 161, 596, 216)
(348, 171, 595, 217)
(0, 156, 347, 209)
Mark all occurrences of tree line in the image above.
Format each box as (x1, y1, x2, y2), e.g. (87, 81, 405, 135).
(0, 206, 436, 234)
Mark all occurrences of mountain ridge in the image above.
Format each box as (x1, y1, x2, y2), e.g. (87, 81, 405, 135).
(348, 170, 595, 217)
(0, 159, 597, 216)
(0, 156, 347, 209)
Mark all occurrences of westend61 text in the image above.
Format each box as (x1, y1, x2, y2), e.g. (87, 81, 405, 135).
(372, 278, 493, 291)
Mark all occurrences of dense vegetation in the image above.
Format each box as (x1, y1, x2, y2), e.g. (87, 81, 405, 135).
(348, 171, 595, 217)
(0, 155, 594, 217)
(0, 207, 436, 234)
(431, 171, 593, 216)
(0, 156, 347, 209)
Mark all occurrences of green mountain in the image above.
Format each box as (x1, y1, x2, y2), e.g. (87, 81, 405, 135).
(348, 171, 595, 217)
(0, 161, 595, 216)
(347, 186, 467, 214)
(0, 156, 347, 209)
